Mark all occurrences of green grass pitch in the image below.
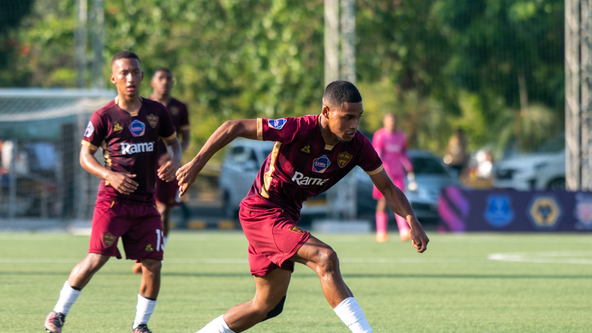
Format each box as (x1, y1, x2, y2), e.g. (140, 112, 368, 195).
(0, 231, 590, 332)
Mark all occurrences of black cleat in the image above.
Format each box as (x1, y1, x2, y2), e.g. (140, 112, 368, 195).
(132, 324, 153, 333)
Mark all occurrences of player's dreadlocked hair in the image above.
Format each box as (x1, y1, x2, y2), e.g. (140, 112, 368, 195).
(111, 50, 141, 66)
(323, 80, 362, 107)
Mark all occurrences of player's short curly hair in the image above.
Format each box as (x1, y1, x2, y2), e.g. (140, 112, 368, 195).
(323, 80, 362, 107)
(152, 68, 172, 79)
(111, 50, 141, 66)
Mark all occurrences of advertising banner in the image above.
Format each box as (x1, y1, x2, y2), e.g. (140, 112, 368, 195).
(438, 187, 592, 232)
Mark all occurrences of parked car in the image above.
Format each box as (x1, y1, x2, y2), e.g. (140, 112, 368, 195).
(219, 138, 327, 218)
(493, 136, 565, 190)
(354, 149, 460, 220)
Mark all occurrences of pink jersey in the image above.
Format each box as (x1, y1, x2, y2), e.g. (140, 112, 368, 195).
(81, 98, 176, 205)
(240, 115, 383, 221)
(372, 128, 412, 178)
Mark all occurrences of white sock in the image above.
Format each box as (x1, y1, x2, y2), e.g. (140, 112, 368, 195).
(334, 297, 373, 333)
(196, 314, 235, 333)
(133, 295, 157, 328)
(163, 236, 168, 249)
(53, 281, 81, 315)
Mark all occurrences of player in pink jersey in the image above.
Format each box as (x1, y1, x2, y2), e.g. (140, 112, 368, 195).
(372, 113, 415, 243)
(44, 51, 181, 333)
(176, 81, 429, 333)
(132, 68, 191, 275)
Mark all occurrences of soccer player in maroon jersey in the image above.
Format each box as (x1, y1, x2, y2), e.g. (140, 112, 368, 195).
(176, 81, 429, 333)
(43, 51, 181, 333)
(131, 68, 191, 275)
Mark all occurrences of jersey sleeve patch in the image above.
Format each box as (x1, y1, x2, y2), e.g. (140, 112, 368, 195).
(84, 121, 94, 137)
(268, 118, 287, 130)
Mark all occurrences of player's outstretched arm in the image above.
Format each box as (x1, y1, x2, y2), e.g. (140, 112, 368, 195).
(370, 169, 429, 253)
(158, 137, 182, 182)
(176, 119, 257, 196)
(79, 145, 138, 195)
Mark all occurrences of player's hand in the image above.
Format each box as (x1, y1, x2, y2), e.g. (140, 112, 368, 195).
(105, 172, 138, 195)
(409, 219, 429, 253)
(158, 157, 180, 182)
(176, 161, 201, 197)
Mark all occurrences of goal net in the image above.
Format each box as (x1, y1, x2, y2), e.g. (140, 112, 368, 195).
(0, 89, 115, 228)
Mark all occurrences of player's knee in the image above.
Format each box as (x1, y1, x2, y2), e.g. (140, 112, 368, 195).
(141, 259, 162, 273)
(262, 295, 286, 321)
(316, 248, 340, 273)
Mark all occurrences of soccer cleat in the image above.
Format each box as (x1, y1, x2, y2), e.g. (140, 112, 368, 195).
(44, 311, 66, 333)
(132, 261, 143, 274)
(376, 232, 389, 243)
(399, 230, 411, 242)
(132, 324, 152, 333)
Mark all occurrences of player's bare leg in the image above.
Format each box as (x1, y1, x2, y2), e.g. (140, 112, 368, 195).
(375, 199, 389, 242)
(291, 235, 372, 333)
(45, 254, 110, 332)
(197, 268, 291, 333)
(132, 258, 161, 332)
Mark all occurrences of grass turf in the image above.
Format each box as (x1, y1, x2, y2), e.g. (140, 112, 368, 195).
(0, 231, 590, 332)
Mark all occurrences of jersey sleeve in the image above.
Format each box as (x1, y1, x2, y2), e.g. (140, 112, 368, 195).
(358, 134, 384, 175)
(177, 103, 190, 131)
(159, 105, 177, 141)
(257, 117, 300, 143)
(81, 112, 107, 150)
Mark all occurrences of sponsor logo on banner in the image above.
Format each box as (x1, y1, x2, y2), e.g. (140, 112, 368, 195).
(574, 193, 592, 230)
(146, 114, 158, 128)
(120, 142, 154, 155)
(291, 171, 329, 186)
(129, 120, 146, 137)
(103, 233, 116, 247)
(300, 144, 311, 154)
(483, 195, 515, 227)
(268, 118, 287, 130)
(113, 122, 123, 132)
(312, 155, 331, 173)
(84, 121, 94, 137)
(527, 195, 562, 230)
(337, 151, 353, 168)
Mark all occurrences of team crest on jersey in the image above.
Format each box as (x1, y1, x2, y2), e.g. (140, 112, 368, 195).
(337, 151, 353, 168)
(169, 106, 179, 116)
(312, 155, 331, 173)
(300, 145, 311, 154)
(113, 122, 123, 132)
(129, 120, 146, 137)
(146, 114, 158, 128)
(288, 225, 305, 234)
(145, 244, 154, 252)
(84, 121, 94, 137)
(268, 118, 287, 130)
(103, 233, 116, 247)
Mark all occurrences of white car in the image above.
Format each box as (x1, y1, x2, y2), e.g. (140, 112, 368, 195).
(493, 137, 565, 190)
(219, 138, 327, 218)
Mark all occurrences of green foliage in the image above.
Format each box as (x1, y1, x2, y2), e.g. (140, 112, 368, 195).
(0, 0, 565, 156)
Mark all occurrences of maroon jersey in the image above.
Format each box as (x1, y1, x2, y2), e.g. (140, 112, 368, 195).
(81, 98, 176, 205)
(240, 115, 383, 220)
(156, 97, 189, 156)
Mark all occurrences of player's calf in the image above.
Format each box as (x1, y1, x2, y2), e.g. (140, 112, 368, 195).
(261, 295, 286, 321)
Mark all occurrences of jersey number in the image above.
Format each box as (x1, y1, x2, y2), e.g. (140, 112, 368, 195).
(156, 229, 164, 251)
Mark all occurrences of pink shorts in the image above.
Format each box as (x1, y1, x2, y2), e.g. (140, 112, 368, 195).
(239, 206, 310, 277)
(373, 175, 405, 200)
(155, 177, 182, 207)
(89, 200, 164, 260)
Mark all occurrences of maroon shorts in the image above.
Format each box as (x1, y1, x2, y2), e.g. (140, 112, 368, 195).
(239, 206, 310, 277)
(155, 177, 182, 207)
(89, 200, 164, 260)
(373, 175, 405, 200)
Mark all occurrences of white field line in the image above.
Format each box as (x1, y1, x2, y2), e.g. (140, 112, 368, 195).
(488, 251, 592, 265)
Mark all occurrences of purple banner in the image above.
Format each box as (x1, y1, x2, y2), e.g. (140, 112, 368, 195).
(438, 187, 592, 232)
